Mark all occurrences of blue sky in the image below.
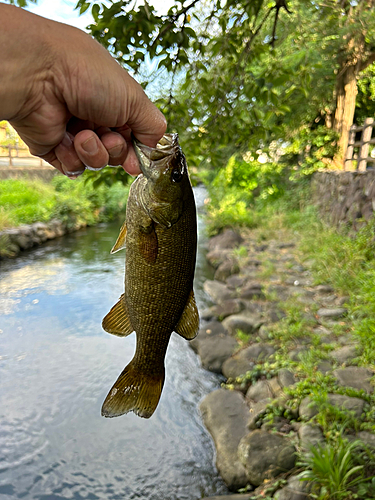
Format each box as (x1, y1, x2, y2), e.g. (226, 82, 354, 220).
(26, 0, 175, 29)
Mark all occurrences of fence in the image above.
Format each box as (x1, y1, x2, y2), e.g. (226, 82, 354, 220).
(0, 144, 45, 167)
(345, 117, 375, 171)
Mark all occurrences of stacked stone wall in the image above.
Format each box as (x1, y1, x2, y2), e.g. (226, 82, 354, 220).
(312, 170, 375, 228)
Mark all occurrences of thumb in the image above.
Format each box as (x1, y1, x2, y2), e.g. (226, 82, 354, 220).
(125, 87, 167, 148)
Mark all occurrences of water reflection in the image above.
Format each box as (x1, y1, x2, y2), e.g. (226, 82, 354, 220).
(0, 186, 227, 499)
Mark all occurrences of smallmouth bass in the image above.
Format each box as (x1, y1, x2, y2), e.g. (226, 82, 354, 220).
(101, 133, 199, 419)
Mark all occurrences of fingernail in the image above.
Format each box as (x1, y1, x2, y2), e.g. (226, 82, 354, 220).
(60, 133, 73, 149)
(82, 136, 98, 155)
(108, 143, 124, 158)
(62, 164, 85, 178)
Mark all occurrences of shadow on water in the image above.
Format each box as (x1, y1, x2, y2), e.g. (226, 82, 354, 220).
(0, 186, 228, 500)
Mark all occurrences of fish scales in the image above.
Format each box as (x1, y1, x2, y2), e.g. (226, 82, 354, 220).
(101, 133, 199, 419)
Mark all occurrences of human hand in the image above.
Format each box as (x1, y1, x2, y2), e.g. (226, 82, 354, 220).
(0, 4, 166, 178)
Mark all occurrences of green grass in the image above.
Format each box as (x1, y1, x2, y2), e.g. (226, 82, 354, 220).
(0, 175, 130, 232)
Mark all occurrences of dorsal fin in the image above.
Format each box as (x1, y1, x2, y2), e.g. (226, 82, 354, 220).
(175, 289, 199, 340)
(102, 294, 134, 337)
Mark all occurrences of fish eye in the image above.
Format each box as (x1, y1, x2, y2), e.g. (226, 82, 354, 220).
(171, 168, 183, 183)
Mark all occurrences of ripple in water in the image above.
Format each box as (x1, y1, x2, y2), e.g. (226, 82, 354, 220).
(0, 187, 228, 499)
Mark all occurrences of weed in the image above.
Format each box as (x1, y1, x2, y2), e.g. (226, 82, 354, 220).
(298, 437, 371, 499)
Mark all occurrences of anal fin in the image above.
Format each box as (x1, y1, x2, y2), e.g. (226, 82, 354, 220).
(102, 294, 134, 337)
(175, 289, 199, 340)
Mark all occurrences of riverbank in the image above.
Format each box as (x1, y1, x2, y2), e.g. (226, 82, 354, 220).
(197, 218, 375, 499)
(0, 176, 129, 258)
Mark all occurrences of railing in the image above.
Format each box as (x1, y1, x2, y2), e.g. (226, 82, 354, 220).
(345, 117, 375, 171)
(0, 145, 44, 167)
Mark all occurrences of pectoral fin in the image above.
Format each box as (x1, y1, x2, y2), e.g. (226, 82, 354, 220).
(110, 221, 127, 254)
(175, 289, 199, 340)
(102, 294, 134, 337)
(139, 223, 158, 264)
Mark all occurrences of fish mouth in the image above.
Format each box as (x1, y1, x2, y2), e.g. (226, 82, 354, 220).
(132, 133, 180, 176)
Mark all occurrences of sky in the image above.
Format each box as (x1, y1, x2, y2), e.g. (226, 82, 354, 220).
(26, 0, 176, 30)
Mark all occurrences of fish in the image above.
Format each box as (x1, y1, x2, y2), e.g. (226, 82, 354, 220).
(101, 133, 199, 419)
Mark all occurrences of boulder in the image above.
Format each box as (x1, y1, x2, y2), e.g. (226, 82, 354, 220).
(317, 307, 347, 319)
(278, 369, 297, 388)
(206, 249, 232, 268)
(201, 496, 252, 500)
(199, 335, 238, 374)
(223, 344, 276, 380)
(274, 475, 311, 500)
(238, 430, 296, 486)
(214, 260, 240, 282)
(330, 345, 359, 364)
(333, 366, 373, 393)
(222, 314, 263, 336)
(299, 394, 365, 421)
(226, 274, 247, 290)
(190, 320, 228, 353)
(246, 380, 274, 402)
(200, 389, 249, 491)
(209, 229, 244, 250)
(203, 280, 234, 303)
(211, 299, 244, 320)
(298, 424, 324, 451)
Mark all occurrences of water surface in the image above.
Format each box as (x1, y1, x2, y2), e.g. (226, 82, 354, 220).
(0, 186, 228, 499)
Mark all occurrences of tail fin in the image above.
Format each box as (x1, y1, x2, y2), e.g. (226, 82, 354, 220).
(101, 361, 164, 419)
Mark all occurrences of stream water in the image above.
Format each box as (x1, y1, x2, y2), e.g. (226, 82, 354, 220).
(0, 186, 229, 500)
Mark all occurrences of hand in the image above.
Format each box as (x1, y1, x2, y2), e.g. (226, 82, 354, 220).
(0, 4, 167, 178)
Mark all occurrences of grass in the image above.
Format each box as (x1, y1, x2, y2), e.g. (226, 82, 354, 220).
(0, 175, 130, 232)
(207, 180, 375, 498)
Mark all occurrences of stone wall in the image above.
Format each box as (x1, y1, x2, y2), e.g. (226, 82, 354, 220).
(311, 170, 375, 229)
(0, 219, 87, 258)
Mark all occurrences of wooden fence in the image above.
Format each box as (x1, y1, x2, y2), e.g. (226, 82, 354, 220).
(0, 144, 44, 167)
(345, 117, 375, 171)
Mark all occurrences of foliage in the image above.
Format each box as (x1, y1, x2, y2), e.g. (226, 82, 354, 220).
(0, 176, 129, 231)
(298, 437, 374, 500)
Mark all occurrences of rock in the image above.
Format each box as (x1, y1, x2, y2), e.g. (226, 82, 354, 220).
(246, 380, 274, 402)
(328, 394, 365, 419)
(226, 274, 247, 289)
(278, 369, 297, 388)
(206, 249, 232, 268)
(298, 424, 324, 451)
(258, 325, 272, 341)
(222, 357, 255, 380)
(316, 361, 333, 374)
(288, 346, 308, 362)
(222, 314, 263, 336)
(199, 307, 217, 321)
(214, 260, 240, 282)
(317, 307, 347, 319)
(203, 280, 234, 303)
(274, 475, 311, 500)
(246, 377, 283, 403)
(267, 308, 287, 323)
(277, 242, 296, 249)
(202, 496, 252, 500)
(199, 335, 238, 374)
(238, 430, 296, 486)
(223, 344, 276, 380)
(330, 345, 359, 364)
(211, 299, 244, 320)
(209, 229, 244, 251)
(200, 389, 249, 490)
(238, 285, 265, 300)
(356, 431, 375, 450)
(285, 277, 312, 287)
(190, 321, 229, 352)
(333, 367, 373, 393)
(248, 400, 270, 430)
(299, 397, 319, 420)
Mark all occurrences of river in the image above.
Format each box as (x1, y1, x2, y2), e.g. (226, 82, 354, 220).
(0, 186, 229, 500)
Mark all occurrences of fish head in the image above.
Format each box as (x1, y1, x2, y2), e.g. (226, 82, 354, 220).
(133, 133, 190, 205)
